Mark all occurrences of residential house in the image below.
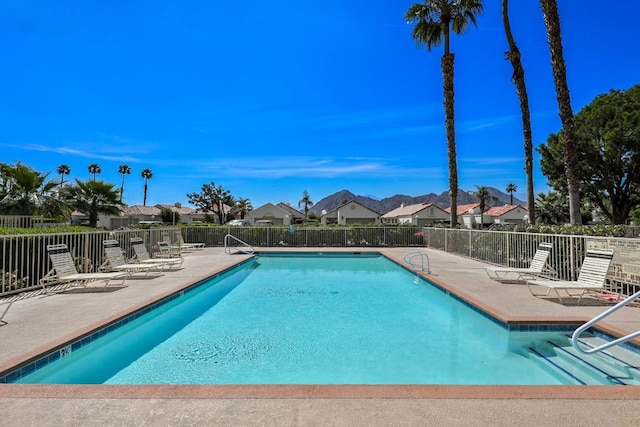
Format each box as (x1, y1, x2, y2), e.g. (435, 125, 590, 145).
(247, 203, 296, 225)
(485, 204, 529, 226)
(445, 203, 529, 228)
(276, 202, 305, 224)
(445, 203, 482, 229)
(381, 202, 450, 226)
(320, 200, 380, 225)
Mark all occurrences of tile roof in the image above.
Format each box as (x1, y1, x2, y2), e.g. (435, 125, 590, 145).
(124, 205, 161, 215)
(485, 204, 527, 217)
(321, 200, 381, 216)
(381, 202, 434, 218)
(154, 204, 196, 215)
(276, 203, 304, 218)
(444, 203, 480, 215)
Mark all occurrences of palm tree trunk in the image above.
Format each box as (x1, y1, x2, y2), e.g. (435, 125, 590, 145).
(120, 176, 126, 202)
(540, 0, 581, 224)
(503, 0, 535, 225)
(443, 52, 458, 228)
(143, 184, 148, 206)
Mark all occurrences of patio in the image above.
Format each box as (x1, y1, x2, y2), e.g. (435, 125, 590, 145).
(1, 247, 640, 425)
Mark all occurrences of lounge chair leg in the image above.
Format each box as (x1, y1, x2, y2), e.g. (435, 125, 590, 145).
(0, 301, 13, 326)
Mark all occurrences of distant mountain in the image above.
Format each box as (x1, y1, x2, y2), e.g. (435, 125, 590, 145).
(310, 188, 525, 215)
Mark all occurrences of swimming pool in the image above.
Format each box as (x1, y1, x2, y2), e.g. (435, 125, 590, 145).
(6, 253, 640, 385)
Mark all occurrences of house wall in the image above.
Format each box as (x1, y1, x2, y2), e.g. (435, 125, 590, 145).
(492, 207, 528, 225)
(247, 203, 291, 225)
(326, 202, 379, 225)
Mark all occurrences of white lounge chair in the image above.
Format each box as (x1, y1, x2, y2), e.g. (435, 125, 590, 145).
(130, 237, 183, 269)
(526, 248, 615, 303)
(101, 240, 164, 276)
(40, 244, 127, 289)
(485, 242, 554, 283)
(176, 233, 205, 249)
(162, 231, 204, 251)
(157, 241, 183, 258)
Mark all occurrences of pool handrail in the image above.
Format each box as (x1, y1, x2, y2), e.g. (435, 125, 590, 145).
(224, 234, 255, 255)
(403, 251, 430, 274)
(571, 289, 640, 355)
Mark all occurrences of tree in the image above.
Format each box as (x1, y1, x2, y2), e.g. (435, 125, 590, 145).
(474, 185, 498, 228)
(538, 85, 640, 224)
(64, 179, 123, 228)
(535, 191, 568, 225)
(505, 183, 517, 205)
(298, 190, 314, 223)
(160, 207, 180, 225)
(88, 163, 101, 181)
(141, 169, 153, 206)
(187, 182, 232, 224)
(406, 0, 483, 228)
(56, 164, 71, 186)
(118, 164, 131, 202)
(502, 0, 535, 224)
(232, 198, 253, 219)
(540, 0, 580, 225)
(0, 163, 68, 219)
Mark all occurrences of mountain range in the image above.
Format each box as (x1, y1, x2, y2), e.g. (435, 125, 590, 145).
(309, 188, 525, 215)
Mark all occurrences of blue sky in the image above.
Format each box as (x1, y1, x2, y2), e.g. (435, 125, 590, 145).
(1, 1, 638, 209)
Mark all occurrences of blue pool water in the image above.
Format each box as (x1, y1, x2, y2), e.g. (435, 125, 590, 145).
(13, 253, 584, 385)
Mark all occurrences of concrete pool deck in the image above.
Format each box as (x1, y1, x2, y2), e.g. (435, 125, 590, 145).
(1, 247, 640, 426)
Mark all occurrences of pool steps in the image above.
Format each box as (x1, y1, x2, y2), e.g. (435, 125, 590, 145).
(528, 333, 640, 385)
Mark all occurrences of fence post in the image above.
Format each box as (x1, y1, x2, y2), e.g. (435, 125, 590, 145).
(570, 235, 576, 281)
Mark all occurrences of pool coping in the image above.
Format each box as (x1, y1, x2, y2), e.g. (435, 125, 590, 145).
(1, 248, 640, 400)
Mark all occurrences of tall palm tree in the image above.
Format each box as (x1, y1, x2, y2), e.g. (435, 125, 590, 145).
(502, 0, 535, 225)
(64, 179, 123, 228)
(540, 0, 580, 225)
(298, 190, 314, 223)
(505, 182, 517, 205)
(141, 168, 153, 206)
(56, 164, 71, 186)
(88, 163, 101, 182)
(118, 164, 131, 202)
(406, 0, 483, 228)
(474, 185, 498, 229)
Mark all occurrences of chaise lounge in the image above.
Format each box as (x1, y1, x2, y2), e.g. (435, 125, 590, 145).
(101, 240, 164, 276)
(130, 237, 184, 269)
(40, 244, 127, 290)
(485, 242, 554, 283)
(525, 248, 615, 303)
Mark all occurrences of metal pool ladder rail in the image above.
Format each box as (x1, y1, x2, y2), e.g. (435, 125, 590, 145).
(403, 251, 430, 274)
(224, 234, 255, 255)
(571, 289, 640, 355)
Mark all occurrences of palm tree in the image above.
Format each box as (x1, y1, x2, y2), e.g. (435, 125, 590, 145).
(0, 163, 67, 219)
(298, 190, 314, 223)
(56, 164, 71, 186)
(502, 0, 535, 225)
(474, 185, 498, 229)
(88, 163, 101, 181)
(535, 191, 569, 225)
(141, 168, 153, 206)
(64, 179, 123, 228)
(118, 164, 131, 202)
(540, 0, 580, 225)
(406, 0, 483, 228)
(505, 183, 517, 205)
(234, 198, 253, 219)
